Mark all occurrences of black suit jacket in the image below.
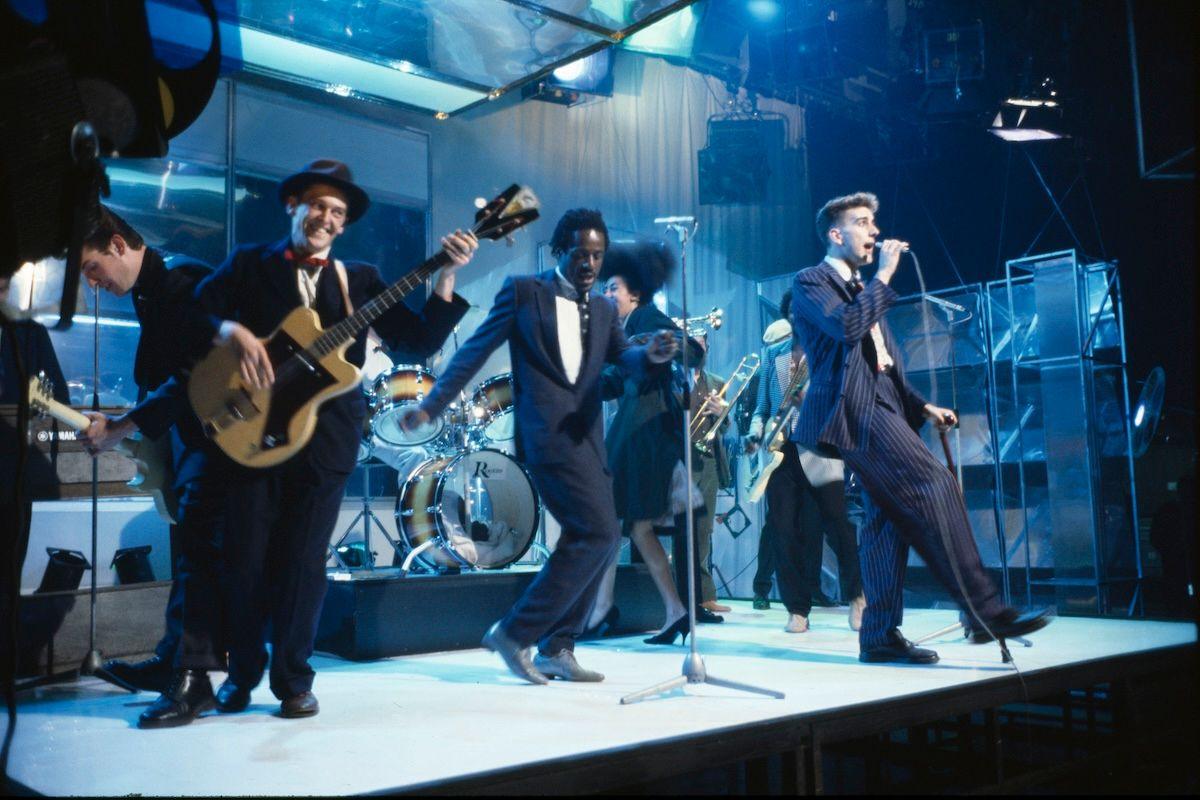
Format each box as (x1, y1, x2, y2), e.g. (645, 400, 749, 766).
(789, 260, 927, 454)
(194, 237, 469, 473)
(123, 248, 214, 442)
(422, 270, 651, 467)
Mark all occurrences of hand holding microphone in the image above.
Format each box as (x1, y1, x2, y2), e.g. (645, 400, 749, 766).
(873, 238, 910, 283)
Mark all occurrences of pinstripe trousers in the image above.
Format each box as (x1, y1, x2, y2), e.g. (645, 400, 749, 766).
(840, 374, 1005, 650)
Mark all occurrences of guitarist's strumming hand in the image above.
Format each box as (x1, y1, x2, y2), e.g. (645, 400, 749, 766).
(431, 229, 480, 302)
(645, 330, 678, 364)
(218, 321, 275, 390)
(81, 412, 138, 455)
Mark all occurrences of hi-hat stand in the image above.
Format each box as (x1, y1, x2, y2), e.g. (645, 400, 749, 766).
(621, 217, 783, 705)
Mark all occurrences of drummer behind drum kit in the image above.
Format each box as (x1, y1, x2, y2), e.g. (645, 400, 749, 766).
(351, 352, 541, 575)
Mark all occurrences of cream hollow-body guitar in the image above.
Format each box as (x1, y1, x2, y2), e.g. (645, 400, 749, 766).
(188, 184, 540, 469)
(27, 374, 179, 523)
(746, 354, 810, 503)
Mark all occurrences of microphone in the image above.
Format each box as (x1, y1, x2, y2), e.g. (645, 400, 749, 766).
(873, 241, 911, 252)
(654, 215, 696, 225)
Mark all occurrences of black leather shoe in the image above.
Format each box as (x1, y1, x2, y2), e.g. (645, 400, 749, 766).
(215, 679, 252, 713)
(811, 591, 840, 608)
(752, 596, 771, 610)
(968, 607, 1054, 644)
(695, 606, 724, 624)
(859, 629, 939, 664)
(579, 606, 620, 641)
(280, 691, 319, 718)
(137, 670, 215, 729)
(481, 621, 548, 685)
(104, 655, 172, 693)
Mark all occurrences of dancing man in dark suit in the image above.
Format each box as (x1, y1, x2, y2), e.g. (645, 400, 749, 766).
(76, 207, 225, 727)
(790, 192, 1051, 664)
(194, 159, 477, 717)
(401, 209, 677, 684)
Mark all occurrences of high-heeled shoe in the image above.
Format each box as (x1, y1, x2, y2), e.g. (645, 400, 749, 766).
(644, 614, 690, 646)
(579, 606, 620, 640)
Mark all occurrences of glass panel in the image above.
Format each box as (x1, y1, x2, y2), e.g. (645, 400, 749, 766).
(536, 0, 685, 29)
(231, 0, 608, 89)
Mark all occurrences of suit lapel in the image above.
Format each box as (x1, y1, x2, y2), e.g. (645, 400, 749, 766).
(818, 261, 855, 304)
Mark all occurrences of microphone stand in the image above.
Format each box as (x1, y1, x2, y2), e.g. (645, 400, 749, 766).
(621, 219, 783, 705)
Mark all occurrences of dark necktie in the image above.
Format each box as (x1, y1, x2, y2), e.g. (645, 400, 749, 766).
(845, 276, 880, 369)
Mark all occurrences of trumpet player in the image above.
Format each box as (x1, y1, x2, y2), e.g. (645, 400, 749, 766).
(746, 290, 865, 634)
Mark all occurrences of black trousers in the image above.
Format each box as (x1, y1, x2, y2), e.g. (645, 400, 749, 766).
(765, 442, 862, 616)
(222, 448, 350, 700)
(150, 426, 226, 671)
(502, 454, 621, 656)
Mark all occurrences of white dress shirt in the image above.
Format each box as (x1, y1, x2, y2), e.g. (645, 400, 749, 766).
(824, 255, 894, 371)
(553, 267, 584, 384)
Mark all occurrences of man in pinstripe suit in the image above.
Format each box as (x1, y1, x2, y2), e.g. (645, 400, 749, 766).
(790, 192, 1051, 663)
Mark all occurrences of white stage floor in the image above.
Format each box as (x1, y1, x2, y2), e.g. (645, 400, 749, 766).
(9, 603, 1195, 796)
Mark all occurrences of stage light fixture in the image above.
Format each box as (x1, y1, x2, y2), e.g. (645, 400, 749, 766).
(111, 545, 155, 585)
(36, 548, 91, 594)
(990, 77, 1067, 142)
(523, 49, 614, 107)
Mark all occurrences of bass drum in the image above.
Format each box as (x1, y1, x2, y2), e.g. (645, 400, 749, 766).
(370, 365, 443, 446)
(471, 372, 515, 441)
(396, 449, 539, 570)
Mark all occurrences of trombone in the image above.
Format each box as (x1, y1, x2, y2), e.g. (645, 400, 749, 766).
(690, 353, 759, 454)
(672, 307, 723, 337)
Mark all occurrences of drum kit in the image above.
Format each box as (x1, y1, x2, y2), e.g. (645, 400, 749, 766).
(335, 348, 541, 575)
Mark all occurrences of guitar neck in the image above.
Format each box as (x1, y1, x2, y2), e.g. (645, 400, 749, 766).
(763, 358, 809, 446)
(36, 397, 92, 432)
(311, 251, 453, 357)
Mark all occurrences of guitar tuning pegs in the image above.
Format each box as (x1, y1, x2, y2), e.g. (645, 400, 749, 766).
(504, 235, 515, 247)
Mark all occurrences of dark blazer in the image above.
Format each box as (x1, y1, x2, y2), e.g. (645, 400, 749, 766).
(0, 319, 68, 405)
(194, 238, 468, 473)
(789, 260, 927, 454)
(422, 269, 650, 467)
(124, 248, 214, 441)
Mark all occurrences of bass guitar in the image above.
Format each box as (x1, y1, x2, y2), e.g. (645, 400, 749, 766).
(27, 373, 179, 523)
(188, 184, 540, 468)
(745, 352, 809, 502)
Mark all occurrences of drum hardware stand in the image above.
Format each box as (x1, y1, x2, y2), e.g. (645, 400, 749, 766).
(622, 217, 784, 705)
(330, 461, 397, 570)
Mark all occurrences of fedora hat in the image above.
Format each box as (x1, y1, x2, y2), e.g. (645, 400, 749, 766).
(278, 159, 370, 223)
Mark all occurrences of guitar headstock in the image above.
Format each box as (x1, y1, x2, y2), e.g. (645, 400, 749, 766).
(27, 372, 57, 416)
(473, 184, 540, 242)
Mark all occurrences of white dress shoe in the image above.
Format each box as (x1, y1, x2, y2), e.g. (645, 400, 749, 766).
(784, 613, 809, 633)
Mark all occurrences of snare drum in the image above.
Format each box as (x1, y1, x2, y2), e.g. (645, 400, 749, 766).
(471, 373, 515, 441)
(370, 365, 443, 446)
(395, 449, 539, 570)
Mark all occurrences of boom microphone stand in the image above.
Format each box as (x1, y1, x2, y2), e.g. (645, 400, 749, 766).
(621, 217, 783, 705)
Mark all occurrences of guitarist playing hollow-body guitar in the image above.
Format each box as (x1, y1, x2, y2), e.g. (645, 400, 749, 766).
(186, 159, 497, 723)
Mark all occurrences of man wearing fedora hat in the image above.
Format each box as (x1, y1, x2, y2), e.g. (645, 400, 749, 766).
(192, 158, 477, 718)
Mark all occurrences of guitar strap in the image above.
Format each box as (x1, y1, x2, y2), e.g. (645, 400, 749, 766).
(332, 259, 355, 317)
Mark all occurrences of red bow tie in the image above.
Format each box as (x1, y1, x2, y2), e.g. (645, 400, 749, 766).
(284, 249, 330, 269)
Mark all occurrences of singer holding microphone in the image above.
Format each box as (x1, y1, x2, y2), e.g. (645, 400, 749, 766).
(789, 192, 1052, 664)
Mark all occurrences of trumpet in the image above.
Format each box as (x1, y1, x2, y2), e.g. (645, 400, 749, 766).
(672, 307, 723, 337)
(690, 353, 760, 455)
